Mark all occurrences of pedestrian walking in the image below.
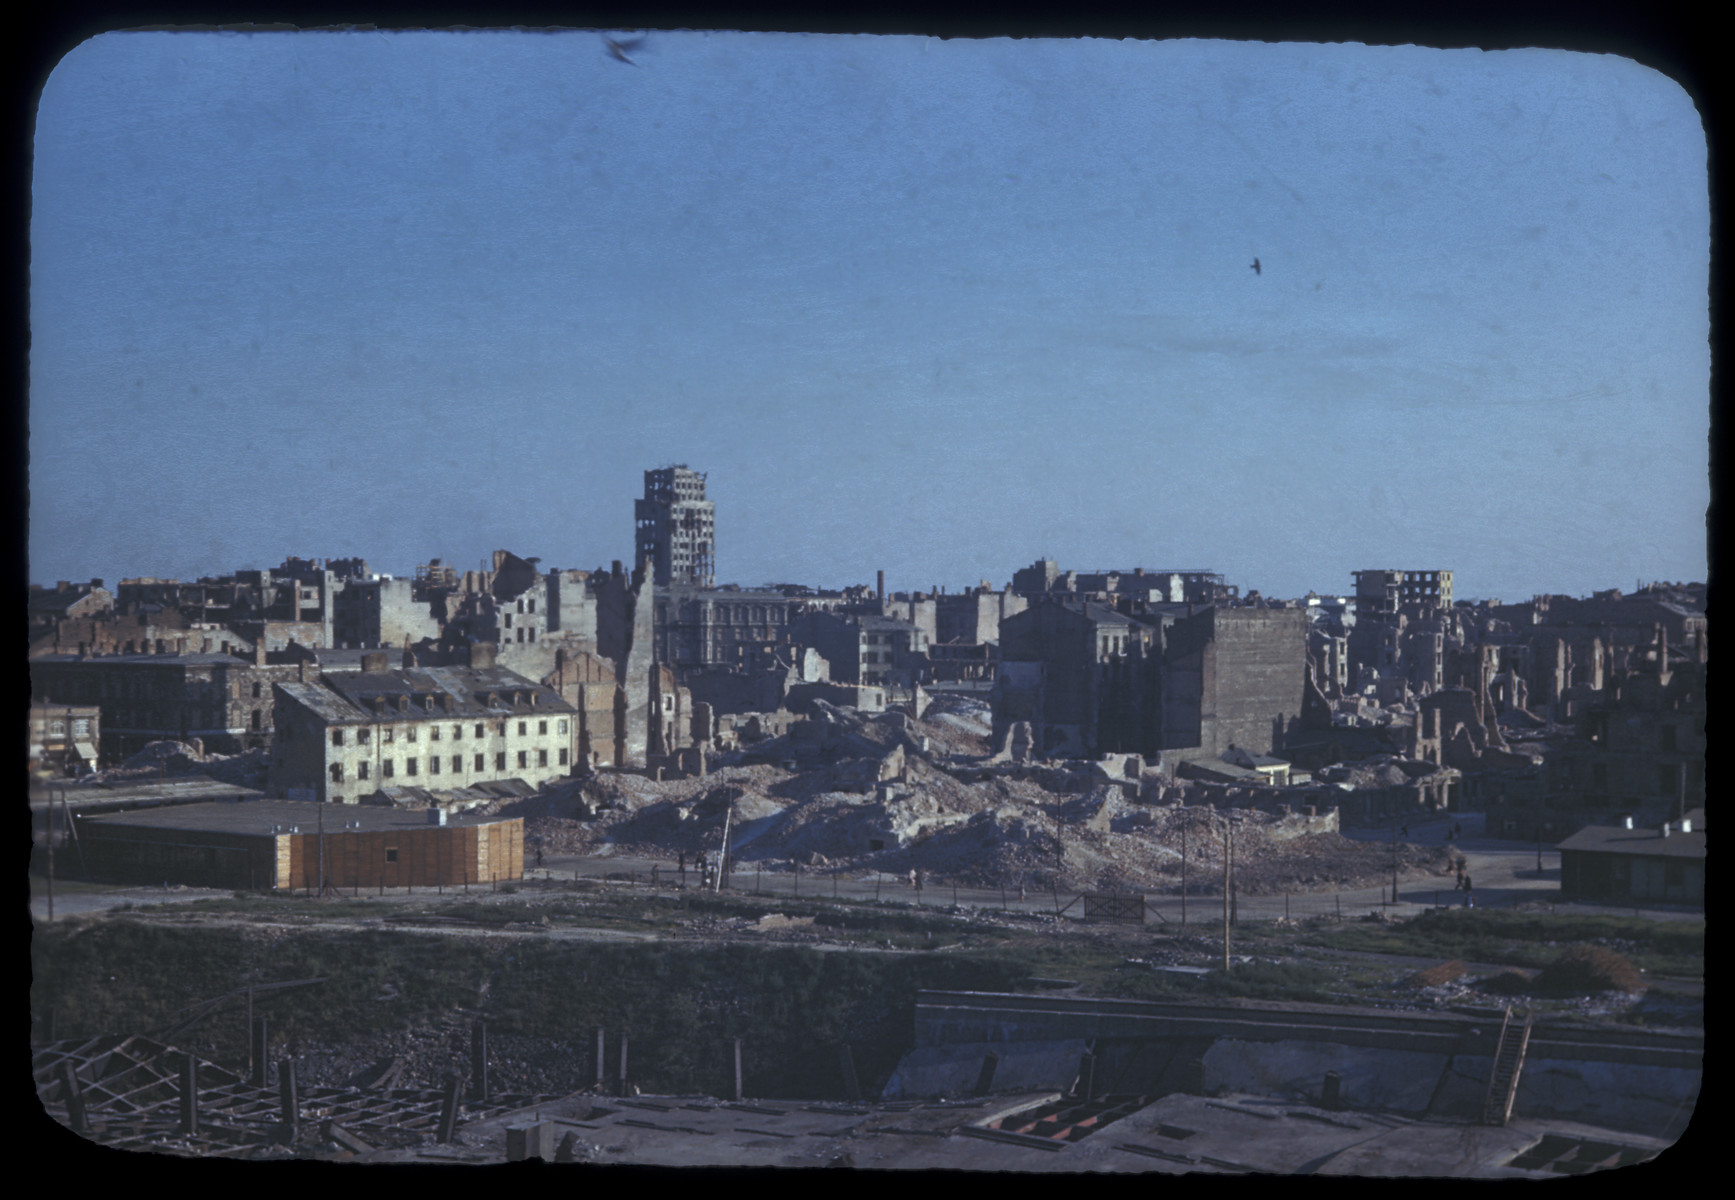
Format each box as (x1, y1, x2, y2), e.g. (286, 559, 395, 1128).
(1454, 863, 1464, 889)
(1463, 872, 1473, 894)
(1400, 824, 1409, 838)
(909, 869, 918, 890)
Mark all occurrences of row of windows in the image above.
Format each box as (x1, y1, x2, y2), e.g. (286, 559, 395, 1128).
(330, 719, 569, 747)
(328, 746, 569, 782)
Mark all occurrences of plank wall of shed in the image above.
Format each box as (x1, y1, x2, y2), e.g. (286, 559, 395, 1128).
(283, 819, 524, 891)
(74, 819, 279, 891)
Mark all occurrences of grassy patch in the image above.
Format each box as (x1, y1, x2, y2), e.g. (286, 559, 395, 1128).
(1101, 960, 1339, 1004)
(1301, 909, 1702, 975)
(1203, 961, 1338, 1002)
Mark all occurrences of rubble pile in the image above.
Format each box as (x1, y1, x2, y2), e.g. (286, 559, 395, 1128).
(912, 692, 994, 757)
(488, 699, 1455, 894)
(197, 746, 270, 789)
(89, 739, 270, 789)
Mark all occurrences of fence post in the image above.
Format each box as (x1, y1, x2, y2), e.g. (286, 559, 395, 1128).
(437, 1073, 461, 1144)
(278, 1059, 299, 1142)
(58, 1063, 88, 1134)
(179, 1053, 199, 1136)
(470, 1019, 489, 1102)
(974, 1051, 1000, 1097)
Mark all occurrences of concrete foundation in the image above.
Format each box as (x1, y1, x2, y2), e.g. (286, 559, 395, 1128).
(907, 992, 1700, 1138)
(880, 1039, 1087, 1100)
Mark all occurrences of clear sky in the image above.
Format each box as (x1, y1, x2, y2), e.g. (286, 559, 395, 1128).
(29, 30, 1709, 602)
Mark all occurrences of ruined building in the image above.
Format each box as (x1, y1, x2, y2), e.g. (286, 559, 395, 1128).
(791, 610, 930, 689)
(993, 601, 1163, 759)
(1010, 559, 1238, 607)
(30, 649, 324, 759)
(992, 602, 1309, 763)
(1161, 607, 1311, 760)
(1345, 568, 1457, 694)
(1352, 568, 1454, 615)
(651, 585, 802, 672)
(635, 465, 715, 589)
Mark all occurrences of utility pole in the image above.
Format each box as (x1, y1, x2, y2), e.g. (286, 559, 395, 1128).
(1221, 816, 1231, 972)
(1228, 816, 1238, 929)
(1180, 820, 1187, 929)
(60, 786, 87, 879)
(715, 799, 733, 894)
(1390, 807, 1398, 909)
(45, 799, 54, 924)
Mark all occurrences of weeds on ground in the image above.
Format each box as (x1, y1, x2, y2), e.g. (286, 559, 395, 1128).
(1300, 909, 1702, 975)
(1101, 960, 1338, 1004)
(1535, 944, 1644, 995)
(1406, 959, 1469, 988)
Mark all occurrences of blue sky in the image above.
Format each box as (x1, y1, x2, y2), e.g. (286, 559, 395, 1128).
(30, 31, 1709, 601)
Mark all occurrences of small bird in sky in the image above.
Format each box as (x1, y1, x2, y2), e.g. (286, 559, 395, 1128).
(1251, 257, 1262, 275)
(604, 33, 645, 65)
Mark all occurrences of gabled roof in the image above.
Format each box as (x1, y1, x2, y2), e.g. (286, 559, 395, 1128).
(280, 665, 575, 725)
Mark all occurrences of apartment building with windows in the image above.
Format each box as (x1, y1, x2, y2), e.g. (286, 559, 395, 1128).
(270, 653, 578, 803)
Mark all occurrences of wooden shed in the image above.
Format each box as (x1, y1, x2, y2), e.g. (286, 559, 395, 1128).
(75, 800, 523, 892)
(1557, 820, 1705, 907)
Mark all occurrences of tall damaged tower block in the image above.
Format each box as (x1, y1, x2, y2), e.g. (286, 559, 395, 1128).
(635, 465, 715, 588)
